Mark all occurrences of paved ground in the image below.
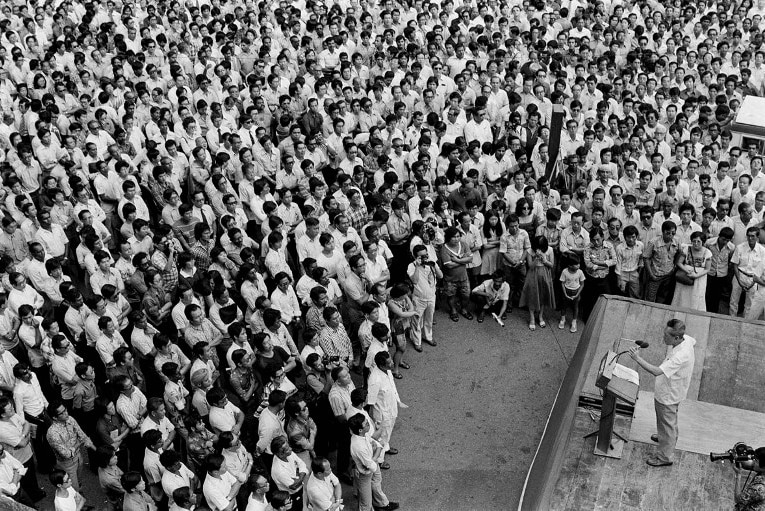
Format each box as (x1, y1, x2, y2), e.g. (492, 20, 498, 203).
(33, 307, 580, 511)
(378, 309, 580, 511)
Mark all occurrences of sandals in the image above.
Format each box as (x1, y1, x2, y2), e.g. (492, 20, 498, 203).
(399, 361, 411, 370)
(529, 323, 536, 331)
(539, 319, 546, 328)
(460, 310, 474, 320)
(392, 372, 403, 379)
(449, 313, 460, 322)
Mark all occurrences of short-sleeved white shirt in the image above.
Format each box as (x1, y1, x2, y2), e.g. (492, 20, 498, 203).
(203, 470, 238, 511)
(655, 336, 696, 405)
(208, 402, 241, 433)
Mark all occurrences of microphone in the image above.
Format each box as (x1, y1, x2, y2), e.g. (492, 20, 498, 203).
(596, 341, 650, 391)
(615, 340, 650, 361)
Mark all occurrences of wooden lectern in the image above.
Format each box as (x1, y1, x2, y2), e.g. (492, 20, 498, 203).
(585, 351, 640, 458)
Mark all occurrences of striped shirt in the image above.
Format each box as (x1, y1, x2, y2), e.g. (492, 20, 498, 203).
(318, 325, 353, 362)
(615, 241, 644, 274)
(151, 250, 179, 294)
(328, 382, 356, 417)
(116, 388, 147, 430)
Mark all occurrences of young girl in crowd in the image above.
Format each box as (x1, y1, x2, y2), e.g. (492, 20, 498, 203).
(559, 254, 586, 333)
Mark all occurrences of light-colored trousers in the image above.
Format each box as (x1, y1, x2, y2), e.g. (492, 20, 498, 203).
(730, 278, 754, 317)
(377, 415, 397, 453)
(746, 290, 765, 321)
(354, 466, 389, 511)
(410, 296, 435, 347)
(654, 400, 679, 463)
(56, 451, 84, 490)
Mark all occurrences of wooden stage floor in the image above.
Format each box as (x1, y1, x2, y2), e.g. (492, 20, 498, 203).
(550, 409, 730, 510)
(520, 296, 765, 511)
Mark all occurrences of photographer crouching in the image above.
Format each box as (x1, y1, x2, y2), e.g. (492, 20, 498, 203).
(730, 446, 765, 510)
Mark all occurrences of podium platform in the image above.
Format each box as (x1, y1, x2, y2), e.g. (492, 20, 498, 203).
(629, 390, 765, 456)
(519, 296, 765, 511)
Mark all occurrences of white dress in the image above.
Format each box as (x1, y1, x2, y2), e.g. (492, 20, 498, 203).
(671, 246, 712, 311)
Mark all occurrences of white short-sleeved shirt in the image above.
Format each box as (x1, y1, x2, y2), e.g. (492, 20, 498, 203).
(655, 336, 696, 405)
(306, 472, 340, 510)
(271, 452, 307, 494)
(140, 415, 175, 443)
(161, 463, 195, 504)
(143, 448, 165, 484)
(470, 280, 510, 303)
(559, 268, 586, 291)
(208, 402, 241, 433)
(203, 471, 238, 511)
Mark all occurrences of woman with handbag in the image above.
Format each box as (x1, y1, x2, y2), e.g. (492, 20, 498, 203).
(672, 231, 712, 311)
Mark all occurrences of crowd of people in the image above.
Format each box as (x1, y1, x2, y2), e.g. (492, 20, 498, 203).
(2, 0, 765, 509)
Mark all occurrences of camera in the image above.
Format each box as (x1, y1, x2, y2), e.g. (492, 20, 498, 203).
(322, 355, 340, 365)
(710, 442, 756, 469)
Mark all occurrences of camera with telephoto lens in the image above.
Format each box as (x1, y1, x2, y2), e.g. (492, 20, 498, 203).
(710, 442, 756, 469)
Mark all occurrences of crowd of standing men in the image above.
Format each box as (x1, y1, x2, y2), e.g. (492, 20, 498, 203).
(3, 0, 765, 509)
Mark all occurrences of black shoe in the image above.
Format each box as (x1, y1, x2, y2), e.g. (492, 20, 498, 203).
(413, 344, 423, 352)
(386, 448, 398, 455)
(423, 339, 437, 346)
(375, 503, 400, 511)
(650, 434, 659, 443)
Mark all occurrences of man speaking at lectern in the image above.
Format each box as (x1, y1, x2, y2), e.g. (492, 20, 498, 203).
(629, 319, 696, 467)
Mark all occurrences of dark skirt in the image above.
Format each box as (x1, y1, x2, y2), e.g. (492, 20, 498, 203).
(519, 265, 556, 311)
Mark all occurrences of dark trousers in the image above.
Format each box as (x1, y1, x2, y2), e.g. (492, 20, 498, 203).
(74, 409, 98, 472)
(706, 275, 731, 314)
(24, 411, 54, 471)
(503, 263, 527, 307)
(19, 457, 44, 500)
(582, 276, 612, 322)
(124, 432, 144, 472)
(11, 487, 35, 507)
(389, 243, 411, 284)
(471, 294, 505, 316)
(334, 422, 352, 477)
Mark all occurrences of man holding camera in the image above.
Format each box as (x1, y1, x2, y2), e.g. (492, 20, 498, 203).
(734, 447, 765, 510)
(407, 244, 442, 352)
(629, 319, 696, 467)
